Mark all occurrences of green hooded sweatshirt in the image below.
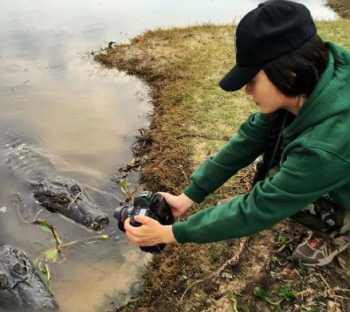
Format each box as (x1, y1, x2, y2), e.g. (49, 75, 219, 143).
(172, 42, 350, 244)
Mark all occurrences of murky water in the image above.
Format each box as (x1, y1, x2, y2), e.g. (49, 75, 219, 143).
(0, 0, 336, 311)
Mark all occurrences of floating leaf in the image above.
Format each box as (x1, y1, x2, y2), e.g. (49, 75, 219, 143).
(33, 219, 63, 247)
(38, 224, 52, 233)
(119, 178, 129, 195)
(98, 234, 109, 240)
(44, 247, 59, 263)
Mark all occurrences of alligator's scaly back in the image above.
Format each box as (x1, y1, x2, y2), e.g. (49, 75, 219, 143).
(5, 143, 55, 183)
(0, 244, 58, 311)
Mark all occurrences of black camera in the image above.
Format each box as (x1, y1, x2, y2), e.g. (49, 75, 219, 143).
(113, 191, 174, 253)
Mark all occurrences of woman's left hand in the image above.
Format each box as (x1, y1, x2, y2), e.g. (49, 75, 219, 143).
(124, 215, 176, 246)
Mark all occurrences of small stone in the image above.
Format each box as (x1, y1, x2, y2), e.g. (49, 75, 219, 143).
(328, 300, 341, 312)
(337, 254, 347, 269)
(221, 272, 233, 279)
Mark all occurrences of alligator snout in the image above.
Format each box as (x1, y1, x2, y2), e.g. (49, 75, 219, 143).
(7, 143, 111, 231)
(33, 176, 110, 231)
(95, 215, 109, 226)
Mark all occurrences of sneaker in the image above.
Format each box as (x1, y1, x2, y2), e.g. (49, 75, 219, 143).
(292, 232, 350, 267)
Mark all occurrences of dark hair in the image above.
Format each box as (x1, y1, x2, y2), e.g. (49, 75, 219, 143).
(263, 35, 329, 97)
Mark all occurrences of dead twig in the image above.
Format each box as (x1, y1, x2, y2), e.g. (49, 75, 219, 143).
(178, 238, 248, 304)
(32, 219, 63, 252)
(176, 133, 230, 141)
(178, 164, 190, 184)
(66, 191, 81, 211)
(334, 288, 350, 294)
(313, 273, 350, 302)
(295, 288, 315, 299)
(60, 232, 113, 249)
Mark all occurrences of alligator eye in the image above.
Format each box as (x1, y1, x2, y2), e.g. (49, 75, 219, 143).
(95, 216, 109, 225)
(0, 273, 9, 289)
(70, 184, 81, 194)
(13, 262, 27, 275)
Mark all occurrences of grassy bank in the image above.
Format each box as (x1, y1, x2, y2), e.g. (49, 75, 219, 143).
(96, 19, 350, 312)
(328, 0, 350, 18)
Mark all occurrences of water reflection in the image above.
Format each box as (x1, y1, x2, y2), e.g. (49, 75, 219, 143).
(0, 0, 337, 311)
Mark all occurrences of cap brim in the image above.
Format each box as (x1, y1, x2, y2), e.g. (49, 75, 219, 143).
(219, 65, 259, 92)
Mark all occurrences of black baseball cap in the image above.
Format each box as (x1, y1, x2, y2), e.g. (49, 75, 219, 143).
(220, 0, 316, 92)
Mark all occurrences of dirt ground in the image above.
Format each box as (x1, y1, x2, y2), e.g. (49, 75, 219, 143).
(95, 19, 350, 312)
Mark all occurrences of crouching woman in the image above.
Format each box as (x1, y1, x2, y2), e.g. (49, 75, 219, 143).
(124, 0, 350, 267)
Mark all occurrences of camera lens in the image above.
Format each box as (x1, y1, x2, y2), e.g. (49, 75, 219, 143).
(113, 205, 129, 232)
(113, 192, 175, 254)
(149, 193, 174, 225)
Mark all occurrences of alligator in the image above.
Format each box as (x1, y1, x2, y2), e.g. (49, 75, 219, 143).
(5, 142, 110, 231)
(0, 244, 58, 311)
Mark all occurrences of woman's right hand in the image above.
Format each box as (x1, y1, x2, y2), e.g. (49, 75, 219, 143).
(158, 192, 193, 217)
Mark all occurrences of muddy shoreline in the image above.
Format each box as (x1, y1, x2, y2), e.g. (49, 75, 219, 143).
(96, 20, 350, 312)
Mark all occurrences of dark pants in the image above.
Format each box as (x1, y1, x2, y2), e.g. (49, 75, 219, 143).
(291, 197, 350, 238)
(263, 166, 350, 238)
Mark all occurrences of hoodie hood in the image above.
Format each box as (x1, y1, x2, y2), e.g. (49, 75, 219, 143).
(284, 42, 350, 139)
